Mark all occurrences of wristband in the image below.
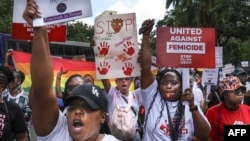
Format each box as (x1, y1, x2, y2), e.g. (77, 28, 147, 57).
(189, 105, 198, 112)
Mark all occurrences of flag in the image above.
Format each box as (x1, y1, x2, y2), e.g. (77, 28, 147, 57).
(12, 50, 99, 92)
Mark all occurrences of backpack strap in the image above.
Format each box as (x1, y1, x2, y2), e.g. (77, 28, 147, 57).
(121, 95, 136, 115)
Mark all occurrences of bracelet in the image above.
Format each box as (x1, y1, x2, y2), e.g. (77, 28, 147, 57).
(189, 105, 198, 112)
(57, 77, 61, 80)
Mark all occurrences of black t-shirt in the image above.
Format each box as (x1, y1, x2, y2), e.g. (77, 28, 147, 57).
(0, 101, 27, 141)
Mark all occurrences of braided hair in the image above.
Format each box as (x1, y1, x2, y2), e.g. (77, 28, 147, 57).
(143, 68, 185, 140)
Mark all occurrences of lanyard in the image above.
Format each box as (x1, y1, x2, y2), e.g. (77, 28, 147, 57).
(166, 102, 176, 141)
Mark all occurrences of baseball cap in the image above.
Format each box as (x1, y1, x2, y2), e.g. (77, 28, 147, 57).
(233, 67, 247, 76)
(219, 76, 246, 94)
(64, 83, 108, 112)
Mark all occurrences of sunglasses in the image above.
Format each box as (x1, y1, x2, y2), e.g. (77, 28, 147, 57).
(228, 87, 246, 95)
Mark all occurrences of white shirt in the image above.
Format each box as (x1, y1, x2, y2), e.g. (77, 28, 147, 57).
(141, 80, 209, 141)
(192, 88, 204, 108)
(37, 111, 119, 141)
(107, 86, 143, 128)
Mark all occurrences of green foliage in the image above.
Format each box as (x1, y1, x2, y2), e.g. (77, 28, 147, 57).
(0, 0, 13, 34)
(67, 21, 94, 42)
(157, 0, 250, 66)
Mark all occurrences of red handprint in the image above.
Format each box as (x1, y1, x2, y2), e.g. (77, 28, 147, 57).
(97, 61, 111, 75)
(98, 41, 110, 56)
(122, 62, 134, 76)
(123, 41, 135, 56)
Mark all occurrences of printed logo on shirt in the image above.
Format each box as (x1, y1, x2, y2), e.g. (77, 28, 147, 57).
(159, 118, 188, 136)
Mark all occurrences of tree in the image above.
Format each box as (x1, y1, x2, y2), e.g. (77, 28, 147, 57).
(156, 0, 250, 66)
(67, 21, 94, 42)
(0, 0, 14, 34)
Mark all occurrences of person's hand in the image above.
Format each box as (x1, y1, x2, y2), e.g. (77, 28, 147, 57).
(90, 37, 95, 48)
(23, 0, 41, 26)
(57, 67, 68, 78)
(181, 88, 195, 107)
(141, 19, 154, 35)
(5, 49, 13, 58)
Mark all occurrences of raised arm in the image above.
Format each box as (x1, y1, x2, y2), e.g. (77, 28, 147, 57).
(4, 49, 13, 67)
(23, 0, 59, 136)
(101, 79, 111, 94)
(140, 19, 155, 89)
(55, 67, 68, 98)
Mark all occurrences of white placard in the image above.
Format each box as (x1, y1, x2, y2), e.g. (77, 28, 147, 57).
(241, 61, 249, 67)
(32, 0, 92, 27)
(202, 68, 219, 85)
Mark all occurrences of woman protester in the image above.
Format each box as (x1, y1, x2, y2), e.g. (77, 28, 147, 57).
(205, 76, 250, 141)
(24, 0, 119, 141)
(139, 19, 210, 141)
(0, 66, 28, 141)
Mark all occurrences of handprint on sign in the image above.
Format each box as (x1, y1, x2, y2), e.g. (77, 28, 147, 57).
(123, 41, 135, 56)
(97, 61, 111, 75)
(122, 62, 134, 76)
(98, 41, 110, 56)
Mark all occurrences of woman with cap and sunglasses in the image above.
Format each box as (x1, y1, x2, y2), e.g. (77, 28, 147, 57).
(0, 66, 28, 141)
(139, 19, 210, 141)
(24, 1, 119, 141)
(205, 76, 250, 141)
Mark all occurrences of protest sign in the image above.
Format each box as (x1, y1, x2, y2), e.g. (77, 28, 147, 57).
(94, 13, 140, 79)
(156, 27, 215, 68)
(33, 0, 92, 27)
(12, 0, 67, 42)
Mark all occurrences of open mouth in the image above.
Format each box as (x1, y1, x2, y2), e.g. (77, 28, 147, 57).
(121, 84, 127, 88)
(73, 119, 83, 127)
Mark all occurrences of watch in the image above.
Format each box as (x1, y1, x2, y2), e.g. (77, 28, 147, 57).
(189, 105, 198, 112)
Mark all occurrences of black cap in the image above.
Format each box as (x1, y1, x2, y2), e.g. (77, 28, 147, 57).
(64, 83, 108, 112)
(234, 67, 247, 76)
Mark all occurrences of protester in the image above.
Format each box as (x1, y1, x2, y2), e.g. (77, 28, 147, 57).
(232, 67, 250, 105)
(56, 67, 95, 101)
(101, 78, 143, 141)
(83, 74, 95, 84)
(203, 85, 220, 113)
(55, 67, 84, 101)
(233, 67, 250, 91)
(0, 66, 28, 141)
(24, 0, 119, 140)
(139, 19, 210, 141)
(190, 74, 204, 109)
(205, 76, 250, 141)
(90, 37, 142, 140)
(2, 69, 32, 139)
(3, 50, 33, 140)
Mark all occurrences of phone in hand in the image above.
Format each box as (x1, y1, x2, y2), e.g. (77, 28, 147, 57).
(139, 19, 155, 34)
